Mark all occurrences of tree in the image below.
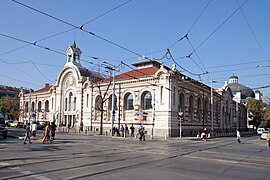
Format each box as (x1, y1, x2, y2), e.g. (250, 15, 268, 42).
(0, 96, 20, 120)
(262, 104, 270, 128)
(94, 81, 112, 135)
(245, 98, 265, 129)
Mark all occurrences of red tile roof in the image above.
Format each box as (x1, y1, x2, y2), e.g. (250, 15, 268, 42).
(101, 66, 159, 83)
(33, 85, 52, 94)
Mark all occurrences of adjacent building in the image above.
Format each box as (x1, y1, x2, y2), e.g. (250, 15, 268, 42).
(19, 43, 247, 137)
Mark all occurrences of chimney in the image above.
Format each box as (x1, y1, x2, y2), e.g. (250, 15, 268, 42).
(45, 83, 50, 88)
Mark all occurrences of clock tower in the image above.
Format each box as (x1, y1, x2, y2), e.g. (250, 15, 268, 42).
(66, 41, 82, 65)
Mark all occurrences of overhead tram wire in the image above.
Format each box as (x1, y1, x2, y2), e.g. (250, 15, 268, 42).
(0, 32, 107, 75)
(31, 61, 54, 83)
(236, 0, 269, 60)
(0, 61, 45, 84)
(0, 74, 40, 87)
(166, 49, 207, 77)
(184, 34, 208, 74)
(205, 59, 270, 70)
(187, 0, 212, 35)
(12, 0, 145, 59)
(168, 0, 212, 50)
(80, 0, 132, 28)
(191, 0, 249, 54)
(1, 0, 132, 58)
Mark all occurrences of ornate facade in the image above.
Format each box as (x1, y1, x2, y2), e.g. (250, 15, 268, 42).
(19, 44, 247, 137)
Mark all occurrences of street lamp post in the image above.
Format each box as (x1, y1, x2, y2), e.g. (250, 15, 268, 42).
(179, 111, 183, 138)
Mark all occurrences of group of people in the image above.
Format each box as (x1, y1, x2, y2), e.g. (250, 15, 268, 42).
(112, 124, 146, 141)
(112, 124, 135, 137)
(23, 121, 56, 144)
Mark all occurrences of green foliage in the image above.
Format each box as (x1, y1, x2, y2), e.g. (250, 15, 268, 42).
(246, 98, 265, 128)
(0, 96, 19, 120)
(262, 104, 270, 128)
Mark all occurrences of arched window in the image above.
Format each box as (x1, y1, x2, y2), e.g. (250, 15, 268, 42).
(179, 93, 185, 113)
(31, 102, 35, 112)
(65, 98, 67, 111)
(45, 100, 49, 112)
(204, 99, 208, 123)
(25, 102, 28, 112)
(38, 101, 42, 112)
(173, 87, 176, 106)
(124, 93, 134, 110)
(189, 96, 194, 122)
(95, 95, 102, 111)
(141, 91, 152, 110)
(74, 97, 76, 111)
(197, 98, 201, 123)
(215, 103, 219, 123)
(160, 86, 163, 104)
(108, 94, 117, 111)
(86, 94, 89, 108)
(69, 92, 73, 111)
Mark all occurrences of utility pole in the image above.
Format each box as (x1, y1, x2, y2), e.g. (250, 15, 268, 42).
(28, 89, 31, 125)
(104, 63, 116, 136)
(210, 77, 217, 137)
(202, 92, 205, 130)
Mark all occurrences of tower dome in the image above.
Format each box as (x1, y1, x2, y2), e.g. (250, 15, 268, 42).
(227, 74, 255, 100)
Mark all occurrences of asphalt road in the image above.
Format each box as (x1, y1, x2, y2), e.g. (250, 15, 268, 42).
(0, 129, 269, 180)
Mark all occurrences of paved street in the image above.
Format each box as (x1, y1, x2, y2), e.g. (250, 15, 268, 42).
(0, 130, 269, 180)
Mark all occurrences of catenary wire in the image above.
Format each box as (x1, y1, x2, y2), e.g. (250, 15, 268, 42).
(1, 0, 132, 57)
(236, 0, 269, 60)
(12, 0, 146, 58)
(191, 0, 248, 54)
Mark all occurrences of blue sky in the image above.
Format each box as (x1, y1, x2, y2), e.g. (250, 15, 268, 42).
(0, 0, 270, 100)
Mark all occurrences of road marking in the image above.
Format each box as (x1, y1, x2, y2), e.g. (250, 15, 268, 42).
(2, 164, 51, 180)
(0, 162, 10, 166)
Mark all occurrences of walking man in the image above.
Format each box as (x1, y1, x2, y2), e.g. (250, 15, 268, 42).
(130, 124, 135, 137)
(236, 130, 241, 143)
(31, 121, 37, 137)
(23, 123, 32, 144)
(51, 120, 56, 140)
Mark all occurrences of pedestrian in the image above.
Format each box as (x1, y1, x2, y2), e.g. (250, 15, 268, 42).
(42, 122, 52, 144)
(112, 126, 116, 136)
(79, 121, 83, 133)
(31, 121, 37, 137)
(266, 130, 270, 147)
(51, 121, 56, 140)
(23, 123, 32, 144)
(120, 125, 124, 137)
(201, 128, 207, 141)
(125, 124, 129, 137)
(130, 124, 135, 137)
(139, 125, 145, 141)
(236, 130, 241, 143)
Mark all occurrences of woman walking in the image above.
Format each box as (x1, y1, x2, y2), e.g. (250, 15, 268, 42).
(42, 122, 52, 144)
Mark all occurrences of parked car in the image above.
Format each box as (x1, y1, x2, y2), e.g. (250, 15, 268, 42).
(5, 120, 13, 127)
(260, 130, 269, 140)
(0, 119, 8, 139)
(10, 121, 24, 128)
(257, 128, 266, 135)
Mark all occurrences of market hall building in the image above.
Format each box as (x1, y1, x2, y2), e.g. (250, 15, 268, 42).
(19, 43, 247, 138)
